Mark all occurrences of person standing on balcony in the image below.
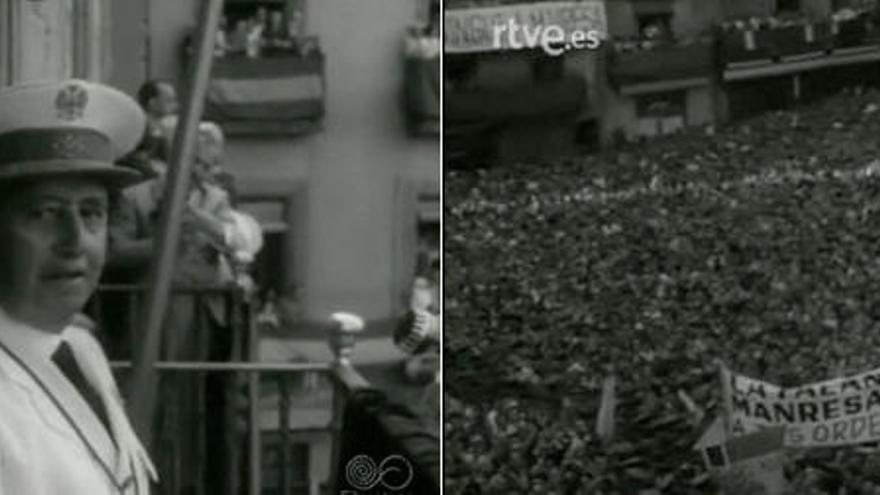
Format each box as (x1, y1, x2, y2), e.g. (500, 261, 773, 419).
(137, 80, 178, 166)
(118, 80, 179, 179)
(107, 120, 251, 493)
(395, 271, 440, 384)
(0, 80, 156, 494)
(102, 79, 181, 358)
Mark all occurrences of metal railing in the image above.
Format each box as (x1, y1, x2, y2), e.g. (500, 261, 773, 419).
(86, 284, 372, 495)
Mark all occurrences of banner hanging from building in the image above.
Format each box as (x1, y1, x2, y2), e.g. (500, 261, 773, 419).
(444, 1, 608, 54)
(721, 364, 880, 447)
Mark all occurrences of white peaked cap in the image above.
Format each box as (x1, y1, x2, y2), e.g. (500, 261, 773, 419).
(0, 79, 146, 187)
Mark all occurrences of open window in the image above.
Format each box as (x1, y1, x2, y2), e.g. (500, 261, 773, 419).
(262, 439, 310, 495)
(532, 54, 565, 83)
(237, 194, 292, 303)
(635, 90, 686, 137)
(636, 12, 673, 40)
(403, 0, 440, 136)
(776, 0, 801, 14)
(416, 192, 440, 278)
(0, 0, 10, 85)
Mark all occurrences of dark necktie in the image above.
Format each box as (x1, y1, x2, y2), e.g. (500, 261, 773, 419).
(51, 341, 114, 444)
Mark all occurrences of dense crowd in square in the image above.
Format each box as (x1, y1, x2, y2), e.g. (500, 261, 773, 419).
(445, 87, 880, 493)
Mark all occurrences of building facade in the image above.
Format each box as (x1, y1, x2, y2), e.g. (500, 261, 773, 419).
(445, 0, 880, 160)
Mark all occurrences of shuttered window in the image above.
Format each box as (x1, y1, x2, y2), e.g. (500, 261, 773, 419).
(3, 0, 104, 84)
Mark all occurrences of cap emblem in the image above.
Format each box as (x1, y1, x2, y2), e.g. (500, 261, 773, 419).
(55, 84, 89, 121)
(51, 132, 89, 159)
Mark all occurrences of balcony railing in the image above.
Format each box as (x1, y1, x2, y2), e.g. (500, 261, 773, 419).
(84, 285, 439, 495)
(719, 16, 880, 67)
(719, 24, 833, 63)
(608, 38, 714, 87)
(445, 74, 587, 124)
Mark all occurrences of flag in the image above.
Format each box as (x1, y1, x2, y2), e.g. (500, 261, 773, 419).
(595, 374, 617, 442)
(744, 30, 756, 51)
(804, 23, 815, 43)
(204, 54, 325, 129)
(694, 416, 728, 469)
(694, 418, 786, 495)
(677, 389, 705, 425)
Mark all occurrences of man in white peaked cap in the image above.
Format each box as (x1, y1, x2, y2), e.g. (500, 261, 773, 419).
(0, 79, 157, 494)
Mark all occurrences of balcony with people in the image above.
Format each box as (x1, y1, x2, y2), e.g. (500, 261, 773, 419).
(718, 5, 880, 80)
(606, 9, 715, 94)
(403, 6, 440, 137)
(607, 34, 715, 94)
(95, 72, 439, 494)
(186, 1, 326, 136)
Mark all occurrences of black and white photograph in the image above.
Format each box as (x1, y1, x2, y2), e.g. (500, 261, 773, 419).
(443, 0, 880, 493)
(0, 0, 440, 494)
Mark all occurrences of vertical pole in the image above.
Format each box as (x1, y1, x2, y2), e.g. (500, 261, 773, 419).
(248, 300, 262, 495)
(327, 315, 361, 494)
(129, 289, 139, 360)
(279, 376, 291, 495)
(196, 293, 207, 495)
(128, 0, 223, 444)
(717, 360, 733, 438)
(226, 290, 239, 495)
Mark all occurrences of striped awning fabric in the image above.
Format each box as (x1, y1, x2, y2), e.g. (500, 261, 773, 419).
(205, 53, 325, 126)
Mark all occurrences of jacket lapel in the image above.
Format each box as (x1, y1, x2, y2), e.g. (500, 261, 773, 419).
(0, 328, 119, 487)
(65, 326, 158, 494)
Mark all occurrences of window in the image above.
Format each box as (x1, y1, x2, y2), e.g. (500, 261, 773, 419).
(635, 91, 687, 137)
(0, 0, 10, 85)
(262, 439, 310, 495)
(532, 54, 565, 82)
(416, 221, 439, 277)
(575, 120, 600, 151)
(393, 180, 439, 313)
(416, 0, 439, 34)
(776, 0, 801, 14)
(238, 195, 292, 300)
(636, 13, 673, 40)
(13, 0, 75, 82)
(2, 0, 104, 84)
(445, 54, 478, 90)
(72, 0, 105, 79)
(416, 192, 439, 278)
(636, 91, 686, 117)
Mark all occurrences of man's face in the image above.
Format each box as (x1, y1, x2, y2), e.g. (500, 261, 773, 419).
(0, 178, 109, 330)
(149, 83, 178, 119)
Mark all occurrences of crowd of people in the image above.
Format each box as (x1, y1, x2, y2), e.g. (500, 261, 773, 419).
(211, 7, 318, 59)
(445, 87, 880, 493)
